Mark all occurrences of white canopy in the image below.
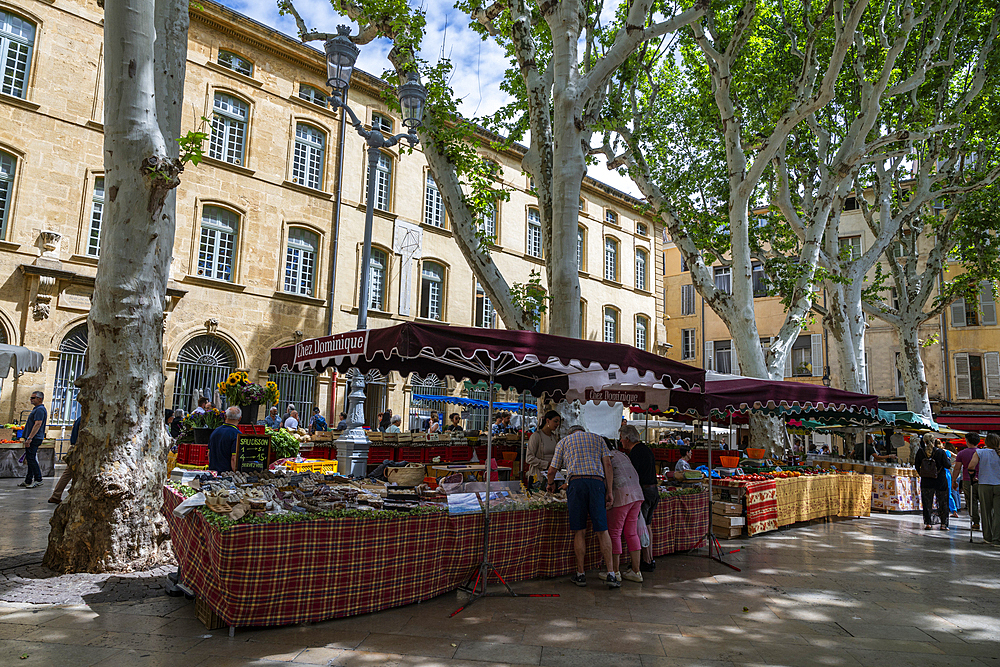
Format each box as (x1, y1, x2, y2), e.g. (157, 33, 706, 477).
(0, 344, 43, 379)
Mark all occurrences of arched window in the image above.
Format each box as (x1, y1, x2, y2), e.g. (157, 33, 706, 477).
(366, 152, 392, 211)
(603, 307, 618, 343)
(343, 368, 387, 428)
(284, 227, 319, 296)
(0, 151, 15, 239)
(292, 123, 325, 190)
(526, 208, 542, 258)
(198, 205, 239, 282)
(636, 248, 647, 291)
(298, 84, 326, 106)
(51, 324, 88, 425)
(369, 247, 387, 311)
(420, 261, 445, 320)
(0, 11, 35, 99)
(209, 93, 249, 165)
(218, 50, 253, 76)
(636, 315, 649, 351)
(409, 373, 445, 431)
(172, 335, 238, 411)
(424, 172, 445, 227)
(604, 237, 619, 281)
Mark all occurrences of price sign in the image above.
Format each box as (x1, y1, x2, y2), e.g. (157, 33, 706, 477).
(236, 433, 272, 473)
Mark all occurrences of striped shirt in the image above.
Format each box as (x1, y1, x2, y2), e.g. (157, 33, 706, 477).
(550, 430, 611, 479)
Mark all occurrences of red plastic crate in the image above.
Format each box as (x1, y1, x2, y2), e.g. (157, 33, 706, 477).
(447, 446, 472, 462)
(310, 446, 331, 459)
(397, 446, 427, 463)
(176, 442, 190, 465)
(188, 444, 209, 466)
(653, 448, 669, 461)
(424, 446, 449, 462)
(238, 425, 266, 435)
(368, 446, 395, 463)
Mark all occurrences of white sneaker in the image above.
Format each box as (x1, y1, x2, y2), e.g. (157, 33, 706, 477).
(27, 481, 43, 488)
(598, 571, 622, 582)
(622, 570, 643, 583)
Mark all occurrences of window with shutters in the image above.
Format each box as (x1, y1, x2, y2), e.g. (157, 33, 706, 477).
(423, 172, 445, 227)
(372, 113, 393, 133)
(526, 209, 542, 258)
(198, 206, 239, 282)
(681, 329, 696, 360)
(985, 351, 1000, 399)
(0, 150, 13, 239)
(604, 237, 618, 281)
(681, 284, 695, 316)
(420, 261, 444, 320)
(209, 93, 249, 165)
(577, 226, 586, 270)
(950, 285, 996, 328)
(86, 176, 105, 257)
(970, 354, 985, 400)
(218, 50, 253, 76)
(752, 262, 768, 297)
(475, 282, 494, 328)
(791, 335, 812, 377)
(636, 249, 647, 291)
(283, 228, 318, 296)
(635, 315, 648, 351)
(979, 282, 997, 325)
(714, 266, 732, 294)
(0, 11, 35, 99)
(603, 307, 618, 343)
(298, 84, 326, 106)
(366, 152, 392, 211)
(368, 248, 387, 311)
(291, 123, 325, 190)
(714, 340, 732, 374)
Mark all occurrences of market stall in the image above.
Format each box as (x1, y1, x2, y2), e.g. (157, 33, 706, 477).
(164, 479, 708, 629)
(0, 344, 47, 478)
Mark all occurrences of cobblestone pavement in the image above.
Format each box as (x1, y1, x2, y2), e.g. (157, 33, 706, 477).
(0, 474, 998, 666)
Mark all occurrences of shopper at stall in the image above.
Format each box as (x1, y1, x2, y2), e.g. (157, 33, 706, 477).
(336, 412, 348, 430)
(674, 447, 693, 475)
(605, 441, 645, 583)
(446, 413, 464, 432)
(386, 415, 402, 433)
(916, 434, 951, 530)
(283, 409, 300, 431)
(309, 407, 328, 434)
(422, 410, 439, 431)
(955, 431, 982, 530)
(208, 406, 241, 473)
(17, 391, 47, 489)
(378, 410, 393, 432)
(171, 409, 186, 439)
(491, 414, 508, 436)
(526, 411, 560, 490)
(427, 413, 441, 434)
(545, 425, 619, 589)
(264, 407, 281, 429)
(620, 424, 658, 572)
(192, 396, 209, 415)
(969, 433, 1000, 546)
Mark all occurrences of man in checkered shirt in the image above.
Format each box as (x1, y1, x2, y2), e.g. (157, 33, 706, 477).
(546, 425, 619, 588)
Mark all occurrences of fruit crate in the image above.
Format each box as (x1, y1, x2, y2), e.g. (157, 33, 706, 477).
(187, 444, 209, 467)
(238, 425, 266, 435)
(447, 446, 472, 462)
(368, 446, 396, 463)
(397, 446, 427, 463)
(176, 442, 190, 465)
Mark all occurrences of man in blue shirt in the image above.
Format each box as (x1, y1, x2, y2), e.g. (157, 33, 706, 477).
(19, 391, 47, 488)
(209, 406, 241, 473)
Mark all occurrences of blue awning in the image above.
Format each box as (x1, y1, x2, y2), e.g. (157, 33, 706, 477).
(411, 394, 537, 412)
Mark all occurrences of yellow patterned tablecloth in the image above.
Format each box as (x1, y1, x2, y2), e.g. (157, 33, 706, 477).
(774, 474, 871, 527)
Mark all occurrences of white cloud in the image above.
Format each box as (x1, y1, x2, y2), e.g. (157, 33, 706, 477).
(219, 0, 641, 196)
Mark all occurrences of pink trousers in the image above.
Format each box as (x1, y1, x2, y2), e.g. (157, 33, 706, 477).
(608, 499, 643, 555)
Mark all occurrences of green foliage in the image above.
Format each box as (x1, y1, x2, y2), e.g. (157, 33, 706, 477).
(509, 269, 548, 328)
(177, 116, 210, 166)
(266, 427, 300, 459)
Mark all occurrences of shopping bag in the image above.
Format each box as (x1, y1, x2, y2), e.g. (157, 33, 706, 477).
(637, 517, 651, 548)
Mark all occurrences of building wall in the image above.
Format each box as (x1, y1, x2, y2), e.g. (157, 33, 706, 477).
(0, 0, 660, 433)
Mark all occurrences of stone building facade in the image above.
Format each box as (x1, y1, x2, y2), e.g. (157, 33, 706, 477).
(0, 0, 662, 434)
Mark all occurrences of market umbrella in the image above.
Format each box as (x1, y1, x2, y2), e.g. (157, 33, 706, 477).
(0, 344, 42, 379)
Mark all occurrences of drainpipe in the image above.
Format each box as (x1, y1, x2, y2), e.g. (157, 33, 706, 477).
(940, 269, 951, 404)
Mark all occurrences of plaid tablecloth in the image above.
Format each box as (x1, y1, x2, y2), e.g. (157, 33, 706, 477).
(165, 487, 708, 628)
(774, 474, 872, 526)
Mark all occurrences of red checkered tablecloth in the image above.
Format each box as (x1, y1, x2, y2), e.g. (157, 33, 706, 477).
(164, 487, 708, 628)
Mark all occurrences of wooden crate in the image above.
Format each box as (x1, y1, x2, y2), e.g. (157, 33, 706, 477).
(713, 501, 742, 516)
(712, 514, 746, 529)
(196, 598, 227, 630)
(312, 431, 333, 442)
(715, 526, 743, 540)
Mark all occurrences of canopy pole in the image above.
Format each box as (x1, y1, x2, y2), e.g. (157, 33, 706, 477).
(697, 412, 741, 571)
(451, 365, 558, 617)
(520, 391, 527, 488)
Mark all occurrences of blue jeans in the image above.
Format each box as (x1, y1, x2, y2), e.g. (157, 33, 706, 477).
(23, 440, 42, 484)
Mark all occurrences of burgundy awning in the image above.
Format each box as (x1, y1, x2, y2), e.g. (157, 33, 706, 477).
(269, 322, 704, 398)
(935, 411, 1000, 431)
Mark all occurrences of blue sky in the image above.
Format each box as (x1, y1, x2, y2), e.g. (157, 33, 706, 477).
(219, 0, 639, 196)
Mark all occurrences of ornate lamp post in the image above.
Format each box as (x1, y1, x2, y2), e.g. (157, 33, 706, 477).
(325, 26, 427, 476)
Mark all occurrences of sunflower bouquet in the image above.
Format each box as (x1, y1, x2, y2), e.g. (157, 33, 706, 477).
(264, 380, 280, 406)
(217, 372, 267, 407)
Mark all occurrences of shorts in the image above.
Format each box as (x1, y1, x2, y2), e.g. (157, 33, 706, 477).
(567, 477, 608, 532)
(640, 484, 660, 527)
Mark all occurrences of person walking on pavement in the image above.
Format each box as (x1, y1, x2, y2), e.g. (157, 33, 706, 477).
(955, 431, 982, 530)
(18, 391, 47, 488)
(969, 433, 1000, 546)
(49, 416, 80, 503)
(915, 434, 951, 530)
(545, 425, 620, 589)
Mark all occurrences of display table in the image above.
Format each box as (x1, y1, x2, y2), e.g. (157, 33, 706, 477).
(0, 441, 55, 478)
(774, 474, 871, 526)
(872, 473, 921, 511)
(715, 479, 777, 536)
(164, 486, 708, 628)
